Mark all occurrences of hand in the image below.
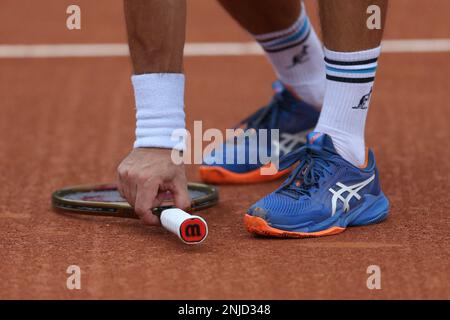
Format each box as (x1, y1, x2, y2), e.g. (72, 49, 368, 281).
(117, 148, 190, 225)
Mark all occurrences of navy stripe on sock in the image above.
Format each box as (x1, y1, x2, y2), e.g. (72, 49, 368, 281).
(324, 57, 378, 66)
(326, 75, 375, 83)
(264, 30, 311, 53)
(258, 28, 299, 44)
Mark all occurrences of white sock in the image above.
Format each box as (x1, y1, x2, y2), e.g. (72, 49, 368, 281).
(254, 2, 325, 109)
(314, 46, 381, 167)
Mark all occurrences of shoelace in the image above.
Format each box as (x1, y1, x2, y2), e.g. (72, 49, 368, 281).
(222, 91, 285, 149)
(277, 147, 333, 198)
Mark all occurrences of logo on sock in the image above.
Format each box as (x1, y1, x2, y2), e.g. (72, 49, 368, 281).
(288, 45, 309, 68)
(353, 88, 373, 110)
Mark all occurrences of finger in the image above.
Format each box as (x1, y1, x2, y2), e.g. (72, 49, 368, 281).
(128, 180, 138, 207)
(171, 180, 191, 210)
(145, 192, 164, 226)
(117, 168, 133, 206)
(122, 180, 133, 206)
(142, 211, 161, 226)
(135, 180, 160, 226)
(120, 174, 137, 207)
(117, 169, 126, 198)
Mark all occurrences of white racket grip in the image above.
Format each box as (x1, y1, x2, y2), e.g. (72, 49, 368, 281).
(160, 208, 208, 244)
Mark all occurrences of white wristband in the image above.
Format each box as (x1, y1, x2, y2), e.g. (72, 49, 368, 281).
(131, 73, 186, 150)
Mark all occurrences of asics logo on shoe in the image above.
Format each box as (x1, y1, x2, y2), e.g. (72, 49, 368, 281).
(288, 45, 309, 68)
(352, 87, 372, 110)
(273, 130, 310, 157)
(329, 174, 375, 216)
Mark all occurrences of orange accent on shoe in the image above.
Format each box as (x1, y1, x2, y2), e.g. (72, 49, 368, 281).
(199, 163, 291, 184)
(244, 214, 346, 238)
(359, 148, 369, 169)
(282, 83, 302, 101)
(309, 132, 323, 144)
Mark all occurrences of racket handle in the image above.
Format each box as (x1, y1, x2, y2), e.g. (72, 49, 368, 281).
(160, 208, 208, 244)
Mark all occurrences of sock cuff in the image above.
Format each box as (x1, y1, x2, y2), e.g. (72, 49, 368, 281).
(324, 46, 381, 83)
(324, 46, 381, 64)
(254, 2, 310, 52)
(131, 73, 186, 150)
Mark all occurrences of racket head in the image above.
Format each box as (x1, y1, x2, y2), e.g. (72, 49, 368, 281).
(51, 182, 218, 219)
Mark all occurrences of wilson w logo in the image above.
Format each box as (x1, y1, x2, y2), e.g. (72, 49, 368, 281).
(329, 174, 375, 216)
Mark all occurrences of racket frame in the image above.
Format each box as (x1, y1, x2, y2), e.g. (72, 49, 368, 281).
(51, 182, 218, 219)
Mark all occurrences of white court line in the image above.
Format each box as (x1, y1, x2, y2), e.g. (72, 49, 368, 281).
(0, 39, 449, 58)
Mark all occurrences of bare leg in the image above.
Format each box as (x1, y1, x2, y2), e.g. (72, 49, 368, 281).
(217, 0, 301, 34)
(319, 0, 387, 51)
(218, 0, 325, 108)
(315, 0, 388, 166)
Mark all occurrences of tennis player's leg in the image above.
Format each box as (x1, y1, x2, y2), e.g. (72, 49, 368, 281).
(315, 0, 387, 166)
(218, 0, 325, 107)
(245, 0, 390, 237)
(200, 0, 324, 184)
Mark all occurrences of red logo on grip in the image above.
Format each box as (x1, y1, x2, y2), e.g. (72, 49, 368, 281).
(180, 218, 207, 243)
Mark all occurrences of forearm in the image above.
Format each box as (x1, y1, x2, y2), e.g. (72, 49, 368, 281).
(124, 0, 186, 74)
(124, 0, 187, 150)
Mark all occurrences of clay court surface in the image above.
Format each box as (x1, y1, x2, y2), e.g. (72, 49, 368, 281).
(0, 0, 449, 299)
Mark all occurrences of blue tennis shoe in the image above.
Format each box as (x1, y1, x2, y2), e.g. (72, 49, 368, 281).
(245, 132, 389, 237)
(199, 81, 320, 184)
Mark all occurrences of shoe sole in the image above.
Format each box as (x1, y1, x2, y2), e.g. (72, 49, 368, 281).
(199, 164, 291, 184)
(244, 214, 345, 238)
(244, 193, 389, 238)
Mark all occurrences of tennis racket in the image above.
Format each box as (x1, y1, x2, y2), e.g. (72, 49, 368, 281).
(51, 182, 218, 244)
